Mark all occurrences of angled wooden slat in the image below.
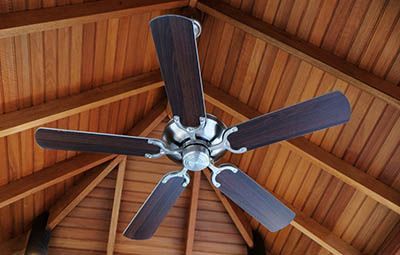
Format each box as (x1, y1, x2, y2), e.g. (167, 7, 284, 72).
(203, 169, 254, 248)
(0, 71, 163, 138)
(0, 153, 116, 209)
(185, 171, 201, 255)
(0, 0, 188, 39)
(47, 156, 123, 230)
(107, 156, 127, 255)
(197, 0, 400, 108)
(204, 83, 400, 214)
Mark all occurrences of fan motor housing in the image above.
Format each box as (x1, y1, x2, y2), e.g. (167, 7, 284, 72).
(162, 114, 227, 164)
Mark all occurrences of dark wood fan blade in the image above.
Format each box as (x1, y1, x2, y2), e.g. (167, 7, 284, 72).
(35, 128, 160, 156)
(216, 167, 295, 232)
(228, 91, 350, 151)
(150, 15, 206, 127)
(25, 212, 51, 255)
(123, 175, 186, 239)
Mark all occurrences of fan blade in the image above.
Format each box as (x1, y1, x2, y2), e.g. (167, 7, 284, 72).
(25, 212, 51, 255)
(150, 15, 206, 127)
(35, 128, 160, 156)
(228, 91, 350, 151)
(123, 174, 186, 239)
(215, 166, 295, 232)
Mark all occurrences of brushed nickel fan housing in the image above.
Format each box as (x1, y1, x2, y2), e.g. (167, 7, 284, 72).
(162, 114, 227, 165)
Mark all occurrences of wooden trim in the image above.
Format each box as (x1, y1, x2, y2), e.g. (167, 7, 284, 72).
(0, 153, 116, 209)
(197, 0, 400, 108)
(47, 156, 123, 230)
(0, 0, 188, 39)
(185, 171, 201, 255)
(107, 156, 127, 255)
(203, 169, 254, 248)
(0, 71, 163, 138)
(204, 83, 400, 214)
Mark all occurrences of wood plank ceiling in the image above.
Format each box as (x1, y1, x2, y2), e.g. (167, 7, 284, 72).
(0, 0, 399, 254)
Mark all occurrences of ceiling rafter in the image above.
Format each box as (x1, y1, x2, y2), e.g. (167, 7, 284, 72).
(290, 203, 359, 254)
(196, 0, 400, 108)
(185, 171, 201, 255)
(0, 153, 116, 209)
(107, 156, 127, 255)
(0, 0, 188, 39)
(47, 156, 124, 230)
(0, 71, 163, 138)
(203, 83, 400, 214)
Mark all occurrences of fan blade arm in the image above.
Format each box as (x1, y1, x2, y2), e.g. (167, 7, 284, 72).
(123, 170, 188, 239)
(227, 91, 351, 151)
(209, 164, 295, 232)
(35, 127, 161, 157)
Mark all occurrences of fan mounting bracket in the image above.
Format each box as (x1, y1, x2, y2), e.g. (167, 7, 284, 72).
(162, 168, 190, 187)
(208, 127, 247, 154)
(145, 139, 182, 159)
(172, 115, 206, 141)
(208, 163, 238, 188)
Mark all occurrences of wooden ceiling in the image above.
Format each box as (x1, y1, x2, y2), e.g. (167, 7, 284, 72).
(0, 0, 399, 254)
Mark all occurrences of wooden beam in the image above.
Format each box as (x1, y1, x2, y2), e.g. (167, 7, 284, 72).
(185, 171, 201, 255)
(0, 71, 163, 138)
(204, 83, 400, 214)
(107, 156, 127, 255)
(47, 156, 123, 230)
(0, 153, 116, 209)
(197, 0, 400, 108)
(290, 205, 360, 254)
(203, 169, 254, 248)
(0, 0, 187, 39)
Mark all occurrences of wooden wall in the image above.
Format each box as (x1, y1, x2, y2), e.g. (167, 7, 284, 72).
(198, 0, 400, 253)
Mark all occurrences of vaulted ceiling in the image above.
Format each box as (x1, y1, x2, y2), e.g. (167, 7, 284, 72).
(0, 0, 399, 254)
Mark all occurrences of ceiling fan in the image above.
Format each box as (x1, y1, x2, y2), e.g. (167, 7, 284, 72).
(35, 15, 351, 240)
